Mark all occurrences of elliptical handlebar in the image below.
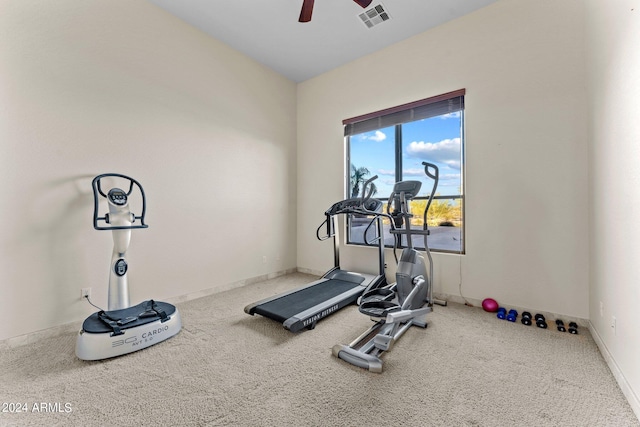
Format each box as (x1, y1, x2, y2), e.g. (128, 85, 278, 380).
(92, 173, 149, 231)
(423, 161, 439, 181)
(360, 175, 378, 210)
(421, 162, 439, 226)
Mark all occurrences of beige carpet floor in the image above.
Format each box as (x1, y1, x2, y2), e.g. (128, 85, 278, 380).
(1, 273, 638, 426)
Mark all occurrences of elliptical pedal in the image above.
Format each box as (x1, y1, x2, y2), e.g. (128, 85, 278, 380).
(359, 300, 401, 318)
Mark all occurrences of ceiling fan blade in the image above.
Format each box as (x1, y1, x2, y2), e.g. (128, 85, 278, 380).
(353, 0, 373, 8)
(299, 0, 315, 22)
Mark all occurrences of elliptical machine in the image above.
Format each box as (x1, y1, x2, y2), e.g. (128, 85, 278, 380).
(76, 173, 182, 360)
(332, 162, 443, 373)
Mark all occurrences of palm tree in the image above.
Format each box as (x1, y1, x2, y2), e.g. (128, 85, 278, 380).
(350, 164, 377, 198)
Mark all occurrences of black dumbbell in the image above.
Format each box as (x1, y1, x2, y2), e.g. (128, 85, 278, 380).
(556, 319, 566, 332)
(496, 307, 507, 320)
(506, 309, 518, 322)
(521, 311, 532, 326)
(535, 314, 547, 329)
(568, 322, 579, 335)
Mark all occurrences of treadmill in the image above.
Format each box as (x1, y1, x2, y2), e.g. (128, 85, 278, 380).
(244, 177, 388, 332)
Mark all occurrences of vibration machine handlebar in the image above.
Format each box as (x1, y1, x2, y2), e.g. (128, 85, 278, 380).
(92, 173, 148, 231)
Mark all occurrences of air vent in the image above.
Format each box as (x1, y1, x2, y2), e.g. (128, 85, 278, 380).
(358, 3, 391, 28)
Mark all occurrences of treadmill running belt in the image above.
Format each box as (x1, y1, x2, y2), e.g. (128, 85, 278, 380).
(253, 279, 360, 322)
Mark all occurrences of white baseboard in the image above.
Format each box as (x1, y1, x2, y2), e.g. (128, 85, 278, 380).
(434, 293, 591, 328)
(296, 267, 324, 277)
(2, 268, 299, 349)
(167, 268, 298, 304)
(589, 321, 640, 422)
(3, 322, 79, 349)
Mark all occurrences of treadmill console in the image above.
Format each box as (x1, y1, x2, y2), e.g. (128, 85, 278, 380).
(326, 197, 383, 216)
(363, 198, 383, 213)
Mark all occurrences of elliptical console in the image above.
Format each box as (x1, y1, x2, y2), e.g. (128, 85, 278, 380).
(76, 174, 182, 360)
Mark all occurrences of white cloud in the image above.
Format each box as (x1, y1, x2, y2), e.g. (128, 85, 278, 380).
(439, 111, 461, 120)
(443, 160, 461, 170)
(402, 168, 427, 177)
(440, 173, 461, 182)
(360, 130, 387, 142)
(403, 169, 460, 182)
(406, 138, 460, 166)
(370, 130, 386, 142)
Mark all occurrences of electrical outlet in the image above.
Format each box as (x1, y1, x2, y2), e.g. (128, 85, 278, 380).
(81, 288, 91, 299)
(611, 316, 616, 335)
(600, 301, 604, 317)
(262, 256, 267, 264)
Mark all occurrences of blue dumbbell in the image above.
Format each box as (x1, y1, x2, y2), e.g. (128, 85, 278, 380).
(507, 309, 518, 322)
(496, 307, 507, 320)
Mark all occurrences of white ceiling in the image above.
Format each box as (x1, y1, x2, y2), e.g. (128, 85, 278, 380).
(148, 0, 499, 83)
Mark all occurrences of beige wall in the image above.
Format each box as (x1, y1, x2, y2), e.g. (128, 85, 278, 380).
(2, 0, 638, 417)
(297, 0, 589, 318)
(0, 0, 297, 341)
(586, 0, 640, 417)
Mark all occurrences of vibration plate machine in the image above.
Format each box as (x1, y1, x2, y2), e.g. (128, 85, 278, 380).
(76, 173, 182, 360)
(333, 162, 443, 372)
(244, 176, 388, 332)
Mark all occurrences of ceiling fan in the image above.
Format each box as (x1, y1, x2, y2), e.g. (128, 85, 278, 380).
(299, 0, 373, 23)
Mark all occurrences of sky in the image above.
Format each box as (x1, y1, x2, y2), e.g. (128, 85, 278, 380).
(348, 112, 463, 199)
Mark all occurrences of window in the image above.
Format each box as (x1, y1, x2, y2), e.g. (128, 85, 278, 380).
(344, 89, 465, 254)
